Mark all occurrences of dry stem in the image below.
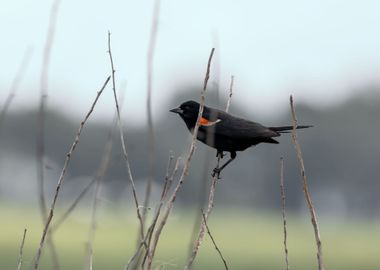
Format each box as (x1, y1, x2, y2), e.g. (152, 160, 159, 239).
(16, 228, 27, 270)
(201, 210, 229, 270)
(184, 157, 219, 270)
(107, 32, 146, 245)
(145, 48, 215, 270)
(185, 74, 235, 269)
(280, 157, 290, 270)
(33, 76, 110, 270)
(51, 85, 127, 232)
(0, 47, 33, 131)
(125, 156, 180, 270)
(36, 0, 62, 268)
(290, 95, 324, 270)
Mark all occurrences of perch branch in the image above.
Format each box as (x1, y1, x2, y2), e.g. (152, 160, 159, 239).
(145, 48, 215, 270)
(185, 74, 235, 269)
(289, 95, 324, 270)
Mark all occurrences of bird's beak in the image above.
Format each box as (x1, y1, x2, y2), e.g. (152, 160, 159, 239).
(170, 107, 183, 114)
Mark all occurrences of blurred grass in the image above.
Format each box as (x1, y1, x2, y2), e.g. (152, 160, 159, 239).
(1, 205, 379, 269)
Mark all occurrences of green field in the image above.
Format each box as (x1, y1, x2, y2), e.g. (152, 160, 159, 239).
(1, 206, 379, 269)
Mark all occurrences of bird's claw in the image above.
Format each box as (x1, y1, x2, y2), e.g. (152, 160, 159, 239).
(216, 152, 224, 159)
(212, 167, 221, 179)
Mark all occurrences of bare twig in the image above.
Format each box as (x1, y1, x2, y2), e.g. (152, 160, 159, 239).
(280, 157, 290, 270)
(185, 75, 235, 269)
(0, 47, 33, 131)
(201, 209, 229, 270)
(125, 156, 180, 270)
(51, 84, 127, 232)
(107, 32, 146, 245)
(160, 152, 175, 200)
(33, 76, 110, 270)
(289, 95, 324, 270)
(145, 48, 215, 270)
(36, 0, 62, 268)
(51, 178, 96, 232)
(140, 156, 181, 269)
(184, 157, 220, 270)
(85, 161, 107, 270)
(225, 75, 234, 113)
(16, 228, 27, 270)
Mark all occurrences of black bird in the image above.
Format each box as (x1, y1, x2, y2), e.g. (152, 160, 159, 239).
(170, 100, 311, 176)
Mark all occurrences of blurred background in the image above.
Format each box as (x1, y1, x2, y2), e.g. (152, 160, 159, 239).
(1, 0, 380, 269)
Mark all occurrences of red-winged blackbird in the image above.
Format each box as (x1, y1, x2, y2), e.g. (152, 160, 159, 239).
(170, 100, 311, 176)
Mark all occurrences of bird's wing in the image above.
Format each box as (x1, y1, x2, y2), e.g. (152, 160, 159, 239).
(202, 109, 279, 139)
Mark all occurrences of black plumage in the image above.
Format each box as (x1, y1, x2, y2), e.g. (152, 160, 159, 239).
(170, 100, 311, 176)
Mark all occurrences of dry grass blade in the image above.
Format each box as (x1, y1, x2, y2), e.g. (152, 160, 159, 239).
(0, 47, 33, 131)
(290, 95, 324, 270)
(16, 228, 27, 270)
(145, 48, 215, 270)
(33, 76, 110, 270)
(107, 32, 146, 244)
(201, 210, 229, 270)
(280, 157, 290, 270)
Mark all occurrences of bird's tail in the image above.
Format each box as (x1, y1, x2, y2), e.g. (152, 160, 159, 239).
(269, 125, 313, 133)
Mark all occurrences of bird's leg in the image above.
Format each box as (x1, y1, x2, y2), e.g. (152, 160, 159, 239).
(216, 150, 224, 159)
(212, 151, 236, 178)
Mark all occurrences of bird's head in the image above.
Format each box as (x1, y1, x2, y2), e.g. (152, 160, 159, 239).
(170, 100, 200, 127)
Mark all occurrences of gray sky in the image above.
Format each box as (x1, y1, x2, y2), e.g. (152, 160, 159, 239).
(1, 0, 380, 126)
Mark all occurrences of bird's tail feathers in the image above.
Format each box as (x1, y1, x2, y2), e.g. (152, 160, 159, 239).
(269, 125, 313, 133)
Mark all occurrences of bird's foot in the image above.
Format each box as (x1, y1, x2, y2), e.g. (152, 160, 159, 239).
(216, 151, 224, 159)
(212, 167, 222, 179)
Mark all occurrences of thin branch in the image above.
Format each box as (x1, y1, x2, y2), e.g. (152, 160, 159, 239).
(107, 32, 146, 245)
(185, 75, 235, 269)
(51, 83, 127, 232)
(84, 114, 119, 270)
(33, 76, 110, 270)
(36, 0, 62, 268)
(201, 209, 229, 270)
(16, 228, 27, 270)
(280, 157, 290, 270)
(140, 156, 181, 269)
(85, 159, 107, 270)
(125, 156, 180, 270)
(160, 152, 175, 200)
(289, 95, 324, 270)
(0, 47, 33, 131)
(225, 75, 234, 113)
(184, 157, 220, 270)
(145, 48, 215, 270)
